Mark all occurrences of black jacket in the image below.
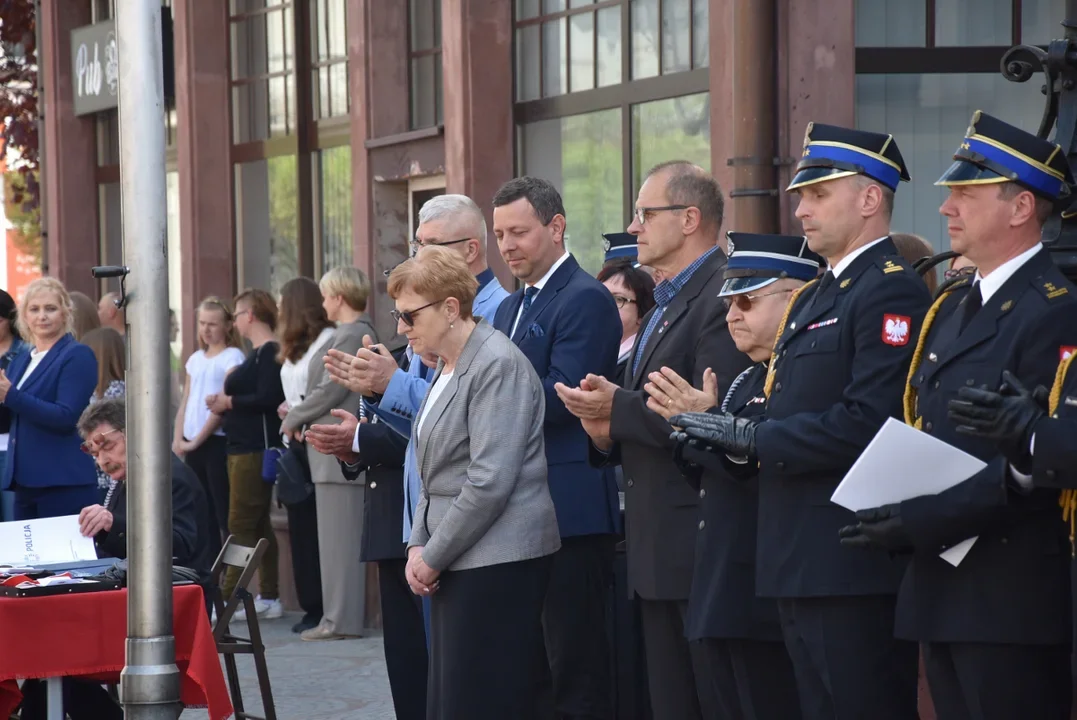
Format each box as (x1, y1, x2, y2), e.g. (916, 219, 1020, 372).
(754, 238, 931, 598)
(95, 453, 214, 577)
(590, 248, 752, 600)
(897, 248, 1077, 645)
(1031, 356, 1077, 488)
(682, 363, 782, 642)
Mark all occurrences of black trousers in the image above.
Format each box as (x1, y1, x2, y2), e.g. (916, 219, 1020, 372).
(923, 641, 1072, 720)
(542, 534, 616, 720)
(637, 598, 703, 720)
(185, 434, 229, 559)
(379, 558, 429, 720)
(19, 679, 123, 720)
(692, 637, 802, 720)
(777, 596, 919, 720)
(428, 556, 554, 720)
(284, 492, 323, 620)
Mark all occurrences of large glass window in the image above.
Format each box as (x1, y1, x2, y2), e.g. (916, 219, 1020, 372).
(522, 109, 623, 274)
(312, 0, 349, 119)
(515, 0, 708, 102)
(409, 0, 443, 129)
(230, 0, 295, 142)
(235, 156, 299, 295)
(631, 93, 711, 189)
(317, 146, 353, 273)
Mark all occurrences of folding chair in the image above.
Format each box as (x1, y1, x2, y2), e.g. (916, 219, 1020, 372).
(208, 536, 277, 720)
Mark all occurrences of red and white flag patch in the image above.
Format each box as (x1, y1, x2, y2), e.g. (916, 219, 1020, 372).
(882, 314, 911, 347)
(1061, 346, 1077, 362)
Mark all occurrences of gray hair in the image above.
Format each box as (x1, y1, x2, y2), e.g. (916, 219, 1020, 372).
(77, 397, 127, 438)
(417, 194, 489, 254)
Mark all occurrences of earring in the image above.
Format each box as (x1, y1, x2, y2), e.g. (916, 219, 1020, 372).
(450, 322, 455, 329)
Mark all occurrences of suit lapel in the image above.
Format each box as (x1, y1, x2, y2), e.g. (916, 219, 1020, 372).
(932, 249, 1053, 374)
(511, 255, 579, 344)
(629, 249, 727, 389)
(16, 334, 71, 393)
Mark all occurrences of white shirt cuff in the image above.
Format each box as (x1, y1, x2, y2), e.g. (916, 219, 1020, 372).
(352, 423, 361, 454)
(1030, 433, 1036, 455)
(1010, 464, 1034, 492)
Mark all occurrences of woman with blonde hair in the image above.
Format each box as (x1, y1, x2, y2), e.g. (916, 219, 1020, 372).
(173, 296, 245, 559)
(282, 266, 378, 641)
(0, 277, 99, 519)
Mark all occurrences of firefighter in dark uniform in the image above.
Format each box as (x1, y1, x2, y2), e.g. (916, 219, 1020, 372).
(670, 125, 930, 720)
(652, 233, 818, 719)
(840, 111, 1077, 720)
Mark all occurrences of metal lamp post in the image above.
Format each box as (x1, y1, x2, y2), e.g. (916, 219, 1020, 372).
(113, 1, 181, 717)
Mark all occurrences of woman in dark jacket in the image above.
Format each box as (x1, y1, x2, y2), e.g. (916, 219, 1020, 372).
(0, 288, 26, 522)
(206, 289, 286, 619)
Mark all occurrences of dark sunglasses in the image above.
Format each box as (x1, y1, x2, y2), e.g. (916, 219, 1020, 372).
(722, 288, 793, 312)
(80, 428, 121, 457)
(391, 300, 443, 327)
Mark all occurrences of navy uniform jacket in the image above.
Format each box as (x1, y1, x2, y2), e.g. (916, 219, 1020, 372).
(755, 237, 931, 598)
(589, 249, 752, 600)
(1031, 355, 1077, 489)
(682, 363, 783, 642)
(493, 254, 622, 538)
(897, 248, 1077, 645)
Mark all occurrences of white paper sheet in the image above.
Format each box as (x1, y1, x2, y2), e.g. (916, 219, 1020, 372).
(0, 515, 99, 566)
(831, 417, 985, 566)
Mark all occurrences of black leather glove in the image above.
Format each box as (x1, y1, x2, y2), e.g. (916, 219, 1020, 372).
(838, 504, 913, 552)
(947, 370, 1043, 470)
(668, 412, 759, 458)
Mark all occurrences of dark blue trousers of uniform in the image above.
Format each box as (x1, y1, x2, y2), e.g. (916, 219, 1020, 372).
(922, 641, 1071, 720)
(692, 637, 802, 720)
(777, 595, 919, 720)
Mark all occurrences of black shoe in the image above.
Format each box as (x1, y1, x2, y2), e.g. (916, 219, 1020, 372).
(292, 614, 321, 633)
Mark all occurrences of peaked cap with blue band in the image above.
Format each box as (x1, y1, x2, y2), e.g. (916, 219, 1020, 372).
(936, 110, 1073, 201)
(720, 232, 824, 297)
(787, 122, 911, 192)
(603, 232, 639, 263)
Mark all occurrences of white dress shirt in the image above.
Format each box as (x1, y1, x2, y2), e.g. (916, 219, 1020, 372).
(511, 252, 573, 337)
(830, 237, 889, 279)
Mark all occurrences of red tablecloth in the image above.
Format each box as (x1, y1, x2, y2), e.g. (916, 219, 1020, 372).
(0, 584, 232, 720)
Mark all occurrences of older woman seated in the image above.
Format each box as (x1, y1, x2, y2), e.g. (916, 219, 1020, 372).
(76, 397, 213, 576)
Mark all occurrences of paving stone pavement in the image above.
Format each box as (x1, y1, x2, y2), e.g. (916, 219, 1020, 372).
(181, 612, 396, 720)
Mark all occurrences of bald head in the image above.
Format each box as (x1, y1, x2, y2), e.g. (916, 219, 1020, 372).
(98, 292, 125, 333)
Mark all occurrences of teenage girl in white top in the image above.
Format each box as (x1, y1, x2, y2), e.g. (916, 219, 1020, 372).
(172, 297, 245, 558)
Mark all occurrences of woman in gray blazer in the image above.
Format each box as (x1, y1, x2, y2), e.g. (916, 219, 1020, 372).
(281, 267, 378, 641)
(392, 245, 561, 720)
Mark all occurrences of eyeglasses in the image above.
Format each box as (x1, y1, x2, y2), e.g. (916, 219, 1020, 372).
(634, 205, 689, 226)
(391, 300, 443, 327)
(943, 266, 975, 281)
(410, 237, 472, 253)
(722, 288, 793, 312)
(612, 295, 637, 310)
(80, 428, 121, 457)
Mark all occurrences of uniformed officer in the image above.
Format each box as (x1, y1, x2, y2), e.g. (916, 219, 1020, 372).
(671, 124, 930, 720)
(603, 231, 640, 264)
(841, 111, 1077, 720)
(648, 232, 817, 719)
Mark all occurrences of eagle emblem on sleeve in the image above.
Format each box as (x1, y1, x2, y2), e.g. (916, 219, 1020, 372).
(882, 314, 911, 346)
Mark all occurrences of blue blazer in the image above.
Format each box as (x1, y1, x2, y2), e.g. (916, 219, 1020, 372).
(1, 333, 99, 491)
(492, 254, 623, 537)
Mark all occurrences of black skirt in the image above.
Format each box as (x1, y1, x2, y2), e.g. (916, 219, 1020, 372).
(427, 555, 554, 720)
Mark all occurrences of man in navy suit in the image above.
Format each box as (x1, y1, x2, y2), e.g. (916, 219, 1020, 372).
(492, 177, 622, 720)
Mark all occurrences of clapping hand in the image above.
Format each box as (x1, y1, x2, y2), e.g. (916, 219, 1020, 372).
(645, 366, 718, 420)
(947, 370, 1045, 469)
(305, 409, 363, 464)
(668, 412, 759, 458)
(325, 335, 396, 397)
(0, 368, 11, 403)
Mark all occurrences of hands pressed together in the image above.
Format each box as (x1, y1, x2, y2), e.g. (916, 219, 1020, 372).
(324, 335, 397, 398)
(406, 546, 440, 596)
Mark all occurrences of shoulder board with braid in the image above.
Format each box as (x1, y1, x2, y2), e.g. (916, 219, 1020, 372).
(902, 277, 972, 428)
(1051, 353, 1077, 554)
(763, 277, 819, 399)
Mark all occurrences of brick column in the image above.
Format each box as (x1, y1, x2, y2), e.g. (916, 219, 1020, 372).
(441, 0, 513, 286)
(348, 0, 373, 288)
(40, 0, 98, 295)
(172, 0, 235, 362)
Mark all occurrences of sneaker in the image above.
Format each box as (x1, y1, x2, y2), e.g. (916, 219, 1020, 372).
(230, 595, 270, 623)
(261, 598, 283, 620)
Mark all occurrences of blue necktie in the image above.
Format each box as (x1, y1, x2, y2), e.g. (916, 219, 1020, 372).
(521, 286, 539, 316)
